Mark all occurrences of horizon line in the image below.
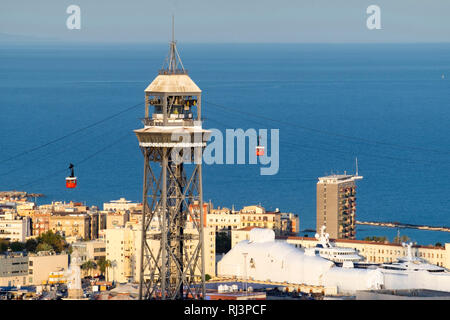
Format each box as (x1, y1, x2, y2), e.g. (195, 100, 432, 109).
(3, 40, 450, 45)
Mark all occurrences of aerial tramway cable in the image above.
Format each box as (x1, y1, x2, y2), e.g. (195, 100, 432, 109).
(15, 133, 130, 189)
(204, 100, 449, 166)
(204, 99, 450, 156)
(205, 111, 443, 167)
(0, 101, 143, 165)
(3, 94, 448, 191)
(0, 122, 133, 178)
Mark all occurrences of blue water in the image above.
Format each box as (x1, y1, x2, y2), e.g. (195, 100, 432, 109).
(1, 42, 449, 246)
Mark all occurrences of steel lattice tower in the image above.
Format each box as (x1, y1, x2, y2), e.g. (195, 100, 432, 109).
(135, 25, 210, 300)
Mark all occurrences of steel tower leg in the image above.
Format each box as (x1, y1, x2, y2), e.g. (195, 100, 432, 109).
(139, 146, 205, 300)
(138, 149, 148, 300)
(161, 148, 168, 299)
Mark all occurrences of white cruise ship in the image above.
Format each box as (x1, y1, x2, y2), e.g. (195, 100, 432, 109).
(305, 226, 367, 268)
(380, 242, 448, 273)
(218, 228, 450, 293)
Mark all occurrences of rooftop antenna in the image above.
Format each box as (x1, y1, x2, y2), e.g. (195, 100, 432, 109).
(163, 14, 185, 74)
(355, 157, 359, 176)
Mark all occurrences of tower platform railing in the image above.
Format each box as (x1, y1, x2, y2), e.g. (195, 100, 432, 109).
(158, 69, 188, 75)
(141, 118, 196, 127)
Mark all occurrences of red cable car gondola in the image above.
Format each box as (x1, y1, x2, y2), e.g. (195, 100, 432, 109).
(256, 135, 265, 156)
(66, 163, 77, 189)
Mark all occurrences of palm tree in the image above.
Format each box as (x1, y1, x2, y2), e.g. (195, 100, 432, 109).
(97, 257, 112, 281)
(81, 261, 89, 277)
(110, 260, 118, 284)
(394, 235, 410, 244)
(89, 260, 97, 277)
(105, 259, 111, 282)
(81, 260, 96, 278)
(105, 260, 112, 281)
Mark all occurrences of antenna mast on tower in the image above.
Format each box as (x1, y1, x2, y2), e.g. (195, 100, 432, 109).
(163, 15, 185, 74)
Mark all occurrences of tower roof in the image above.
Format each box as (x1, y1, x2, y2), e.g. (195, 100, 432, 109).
(145, 74, 201, 94)
(144, 16, 201, 95)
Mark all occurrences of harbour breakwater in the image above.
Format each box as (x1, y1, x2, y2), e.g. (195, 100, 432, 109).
(356, 221, 450, 233)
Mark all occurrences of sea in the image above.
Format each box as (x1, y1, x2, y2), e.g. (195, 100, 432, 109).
(0, 42, 449, 245)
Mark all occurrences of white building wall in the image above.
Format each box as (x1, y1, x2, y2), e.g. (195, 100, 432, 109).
(0, 215, 30, 242)
(28, 253, 68, 285)
(105, 227, 134, 283)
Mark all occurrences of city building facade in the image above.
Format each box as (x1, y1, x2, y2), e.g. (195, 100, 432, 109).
(106, 211, 130, 230)
(72, 239, 106, 263)
(316, 174, 362, 239)
(28, 251, 68, 286)
(105, 221, 216, 284)
(0, 252, 28, 287)
(207, 206, 240, 232)
(240, 205, 299, 236)
(31, 212, 51, 236)
(0, 211, 31, 242)
(190, 203, 299, 236)
(105, 224, 139, 283)
(49, 213, 91, 240)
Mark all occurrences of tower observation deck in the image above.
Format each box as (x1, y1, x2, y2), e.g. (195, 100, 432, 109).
(135, 25, 211, 300)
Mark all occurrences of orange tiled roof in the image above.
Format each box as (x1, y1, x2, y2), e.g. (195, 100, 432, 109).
(236, 226, 259, 231)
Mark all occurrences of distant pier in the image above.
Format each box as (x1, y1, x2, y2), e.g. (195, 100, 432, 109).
(356, 221, 450, 233)
(0, 191, 44, 199)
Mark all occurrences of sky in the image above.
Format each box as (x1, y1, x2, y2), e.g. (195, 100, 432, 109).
(1, 0, 450, 43)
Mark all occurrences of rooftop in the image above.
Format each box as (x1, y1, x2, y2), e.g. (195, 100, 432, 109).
(52, 211, 89, 217)
(318, 174, 363, 184)
(236, 226, 259, 231)
(145, 74, 201, 94)
(108, 198, 133, 204)
(281, 235, 447, 249)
